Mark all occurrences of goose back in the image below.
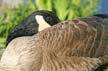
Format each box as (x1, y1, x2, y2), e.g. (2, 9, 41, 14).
(38, 16, 108, 58)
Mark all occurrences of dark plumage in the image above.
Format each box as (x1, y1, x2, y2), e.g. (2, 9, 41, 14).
(94, 14, 108, 18)
(6, 10, 60, 46)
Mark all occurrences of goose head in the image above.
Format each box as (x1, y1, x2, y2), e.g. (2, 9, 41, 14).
(6, 10, 60, 46)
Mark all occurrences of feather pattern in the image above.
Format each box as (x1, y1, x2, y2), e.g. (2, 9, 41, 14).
(0, 15, 108, 71)
(38, 16, 108, 58)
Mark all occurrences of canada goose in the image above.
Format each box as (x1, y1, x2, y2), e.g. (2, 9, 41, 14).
(0, 14, 108, 71)
(6, 10, 60, 46)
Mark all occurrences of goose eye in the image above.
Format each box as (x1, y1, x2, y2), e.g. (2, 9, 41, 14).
(46, 17, 52, 22)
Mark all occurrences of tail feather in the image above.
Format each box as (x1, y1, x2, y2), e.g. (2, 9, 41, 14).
(94, 14, 108, 18)
(95, 63, 108, 71)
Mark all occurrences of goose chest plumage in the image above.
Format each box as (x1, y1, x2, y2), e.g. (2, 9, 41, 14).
(0, 14, 108, 71)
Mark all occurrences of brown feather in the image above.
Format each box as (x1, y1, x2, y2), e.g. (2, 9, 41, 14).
(0, 16, 108, 71)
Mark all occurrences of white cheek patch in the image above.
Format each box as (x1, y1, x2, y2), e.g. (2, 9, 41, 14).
(35, 15, 51, 31)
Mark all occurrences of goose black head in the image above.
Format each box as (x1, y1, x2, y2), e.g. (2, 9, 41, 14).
(6, 10, 60, 46)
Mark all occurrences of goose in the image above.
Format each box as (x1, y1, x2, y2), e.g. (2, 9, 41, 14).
(6, 10, 60, 46)
(0, 14, 108, 71)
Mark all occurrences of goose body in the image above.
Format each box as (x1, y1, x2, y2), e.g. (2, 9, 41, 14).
(0, 34, 102, 71)
(1, 14, 108, 71)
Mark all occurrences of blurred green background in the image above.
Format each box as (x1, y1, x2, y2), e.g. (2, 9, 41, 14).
(0, 0, 108, 70)
(0, 0, 101, 48)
